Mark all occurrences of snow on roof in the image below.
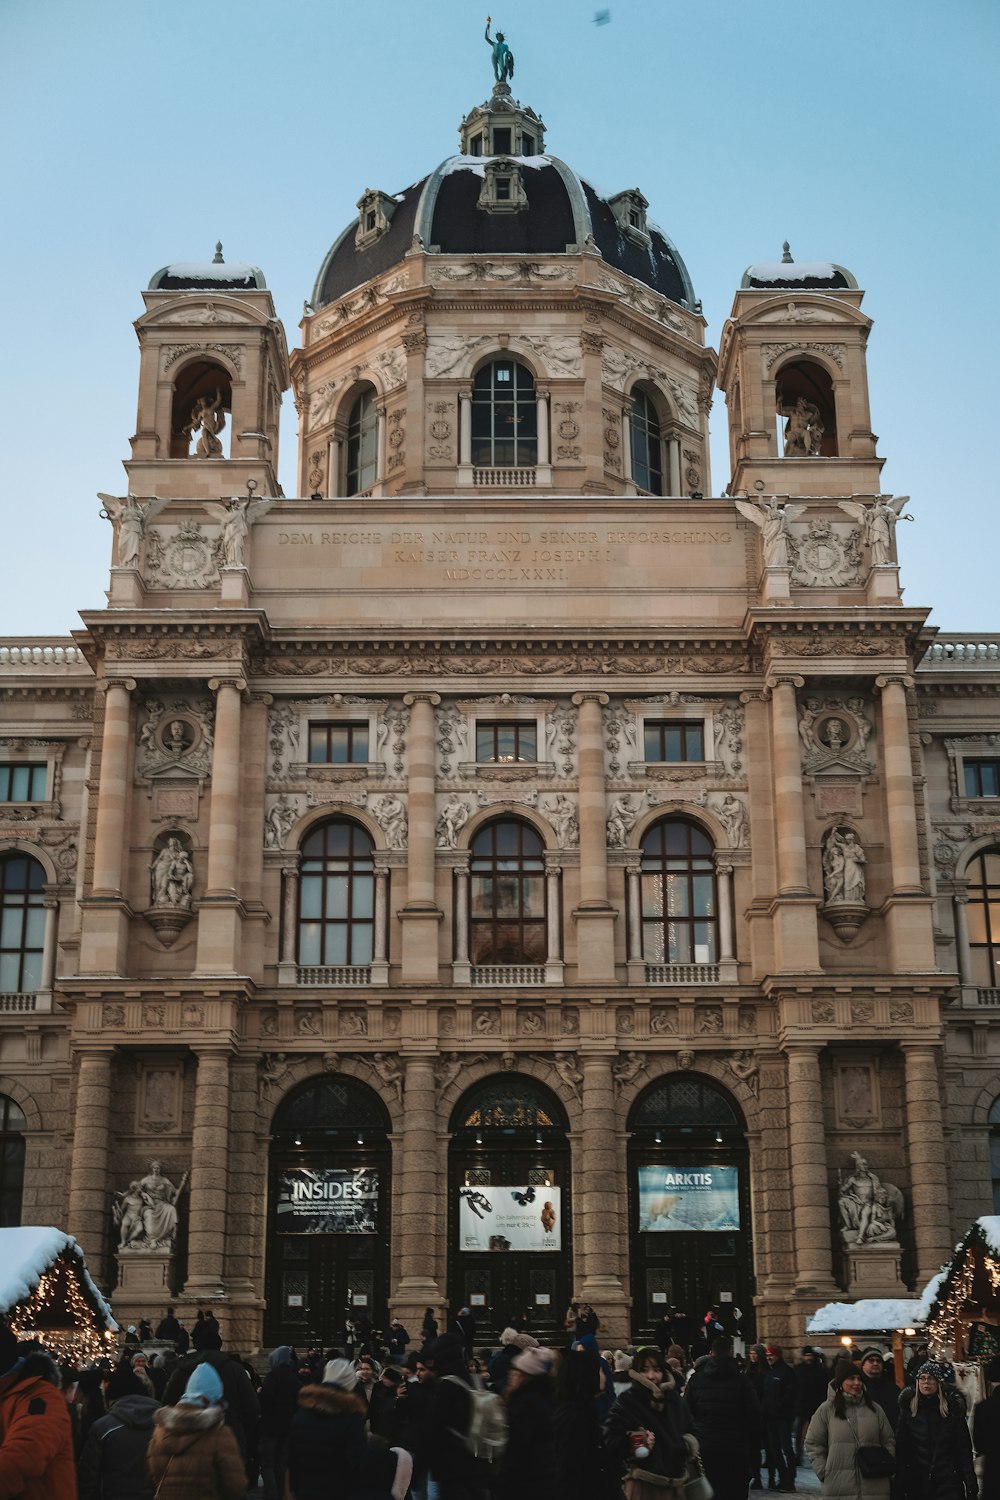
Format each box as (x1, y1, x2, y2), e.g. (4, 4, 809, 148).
(745, 260, 838, 282)
(0, 1227, 117, 1329)
(805, 1298, 926, 1335)
(160, 261, 260, 283)
(976, 1215, 1000, 1256)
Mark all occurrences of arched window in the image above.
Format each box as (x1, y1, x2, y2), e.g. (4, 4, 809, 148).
(775, 359, 837, 457)
(169, 359, 232, 459)
(640, 819, 717, 965)
(966, 849, 1000, 988)
(990, 1096, 1000, 1212)
(0, 853, 46, 993)
(0, 1095, 25, 1226)
(632, 1076, 740, 1136)
(470, 819, 545, 965)
(297, 821, 375, 967)
(631, 388, 663, 495)
(471, 359, 537, 468)
(346, 386, 378, 495)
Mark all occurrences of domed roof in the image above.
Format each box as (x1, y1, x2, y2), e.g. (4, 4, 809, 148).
(312, 154, 696, 311)
(741, 242, 857, 292)
(149, 243, 267, 292)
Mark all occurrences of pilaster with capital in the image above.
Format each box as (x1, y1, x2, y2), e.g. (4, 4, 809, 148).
(571, 693, 616, 982)
(183, 1049, 232, 1295)
(576, 1053, 629, 1316)
(67, 1049, 115, 1277)
(901, 1043, 953, 1280)
(391, 1054, 444, 1316)
(400, 693, 443, 981)
(80, 677, 136, 974)
(766, 676, 819, 971)
(876, 675, 935, 969)
(783, 1044, 837, 1296)
(196, 677, 247, 973)
(544, 856, 564, 983)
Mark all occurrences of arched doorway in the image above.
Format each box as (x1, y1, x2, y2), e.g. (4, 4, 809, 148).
(448, 1075, 570, 1341)
(266, 1075, 391, 1348)
(628, 1074, 754, 1344)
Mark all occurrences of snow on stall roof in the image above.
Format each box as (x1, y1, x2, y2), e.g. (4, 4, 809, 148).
(0, 1227, 117, 1329)
(806, 1298, 926, 1334)
(976, 1215, 1000, 1255)
(745, 260, 838, 282)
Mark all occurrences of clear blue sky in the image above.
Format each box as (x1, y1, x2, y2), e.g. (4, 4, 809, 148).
(2, 0, 996, 635)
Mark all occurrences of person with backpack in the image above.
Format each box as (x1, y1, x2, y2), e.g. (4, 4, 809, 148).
(419, 1333, 502, 1500)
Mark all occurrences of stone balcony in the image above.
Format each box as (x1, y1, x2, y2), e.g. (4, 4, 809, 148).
(920, 636, 1000, 668)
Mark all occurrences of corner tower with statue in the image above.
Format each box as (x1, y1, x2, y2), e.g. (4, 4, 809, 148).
(1, 29, 997, 1352)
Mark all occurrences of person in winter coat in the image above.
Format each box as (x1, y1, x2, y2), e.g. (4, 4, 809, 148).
(604, 1346, 697, 1500)
(146, 1362, 246, 1500)
(155, 1308, 185, 1350)
(552, 1345, 614, 1500)
(259, 1344, 301, 1500)
(488, 1329, 539, 1395)
(347, 1443, 414, 1500)
(78, 1391, 160, 1500)
(387, 1321, 410, 1361)
(285, 1357, 368, 1500)
(761, 1345, 798, 1492)
(417, 1333, 491, 1500)
(895, 1361, 975, 1500)
(794, 1349, 830, 1463)
(570, 1333, 615, 1422)
(421, 1308, 438, 1344)
(858, 1349, 900, 1431)
(496, 1346, 556, 1500)
(804, 1361, 895, 1500)
(160, 1347, 260, 1464)
(0, 1327, 77, 1500)
(744, 1343, 768, 1488)
(685, 1336, 761, 1500)
(973, 1355, 1000, 1500)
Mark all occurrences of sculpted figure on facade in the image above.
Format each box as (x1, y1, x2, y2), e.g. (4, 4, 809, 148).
(716, 793, 749, 848)
(264, 797, 298, 849)
(823, 826, 867, 904)
(485, 16, 514, 82)
(727, 1050, 760, 1096)
(188, 390, 226, 457)
(612, 1052, 646, 1094)
(838, 495, 912, 568)
(115, 1161, 187, 1251)
(781, 396, 823, 456)
(607, 792, 645, 849)
(735, 496, 805, 569)
(799, 697, 875, 773)
(713, 702, 745, 777)
(551, 1052, 583, 1099)
(372, 1053, 404, 1105)
(837, 1152, 904, 1245)
(100, 494, 164, 569)
(150, 837, 194, 909)
(373, 793, 408, 848)
(437, 795, 473, 848)
(543, 792, 579, 847)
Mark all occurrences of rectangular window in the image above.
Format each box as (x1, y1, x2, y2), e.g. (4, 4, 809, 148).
(476, 723, 537, 763)
(308, 723, 369, 765)
(495, 177, 512, 201)
(470, 134, 483, 156)
(643, 723, 704, 763)
(965, 760, 1000, 797)
(0, 765, 46, 802)
(522, 133, 535, 155)
(492, 127, 512, 154)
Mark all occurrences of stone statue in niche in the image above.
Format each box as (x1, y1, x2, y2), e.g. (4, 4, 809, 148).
(114, 1160, 188, 1251)
(735, 496, 806, 568)
(544, 793, 579, 847)
(187, 390, 226, 458)
(264, 797, 298, 850)
(838, 495, 912, 567)
(607, 792, 645, 848)
(374, 793, 407, 849)
(437, 795, 472, 848)
(822, 826, 867, 905)
(782, 396, 823, 456)
(837, 1152, 904, 1246)
(150, 837, 194, 909)
(716, 793, 749, 848)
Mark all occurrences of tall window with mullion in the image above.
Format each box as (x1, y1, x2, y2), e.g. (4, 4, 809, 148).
(631, 388, 663, 495)
(476, 721, 537, 763)
(965, 759, 1000, 797)
(644, 722, 704, 763)
(966, 848, 1000, 987)
(640, 819, 717, 964)
(0, 854, 46, 993)
(297, 821, 375, 966)
(469, 819, 546, 965)
(471, 359, 537, 468)
(346, 386, 378, 495)
(308, 722, 369, 765)
(0, 1095, 26, 1226)
(0, 765, 46, 802)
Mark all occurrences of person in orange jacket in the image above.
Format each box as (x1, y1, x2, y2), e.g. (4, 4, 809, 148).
(0, 1322, 78, 1499)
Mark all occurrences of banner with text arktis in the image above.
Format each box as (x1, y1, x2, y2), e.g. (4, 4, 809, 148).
(637, 1166, 740, 1232)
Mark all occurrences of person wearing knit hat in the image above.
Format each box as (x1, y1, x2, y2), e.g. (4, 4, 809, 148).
(805, 1360, 895, 1498)
(896, 1360, 975, 1500)
(147, 1356, 247, 1500)
(859, 1346, 901, 1431)
(488, 1330, 539, 1393)
(497, 1344, 556, 1500)
(973, 1358, 1000, 1500)
(793, 1345, 829, 1465)
(286, 1352, 368, 1500)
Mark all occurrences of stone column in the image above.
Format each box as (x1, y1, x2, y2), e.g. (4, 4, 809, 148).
(716, 862, 734, 963)
(576, 1052, 628, 1317)
(953, 893, 972, 986)
(876, 676, 921, 893)
(67, 1049, 114, 1272)
(391, 1054, 444, 1317)
(376, 403, 388, 489)
(197, 678, 246, 973)
(459, 388, 473, 476)
(545, 859, 563, 983)
(571, 692, 616, 982)
(280, 858, 300, 965)
(668, 438, 681, 497)
(901, 1043, 953, 1280)
(536, 389, 550, 466)
(91, 678, 136, 896)
(40, 892, 58, 992)
(371, 860, 389, 984)
(400, 693, 442, 982)
(783, 1044, 837, 1295)
(767, 675, 819, 972)
(621, 407, 633, 484)
(626, 857, 644, 982)
(183, 1049, 232, 1295)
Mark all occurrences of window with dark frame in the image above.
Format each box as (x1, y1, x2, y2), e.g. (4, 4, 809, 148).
(297, 820, 375, 967)
(966, 848, 1000, 988)
(964, 759, 1000, 797)
(640, 819, 717, 966)
(990, 1096, 1000, 1212)
(346, 387, 377, 495)
(0, 765, 46, 802)
(476, 722, 537, 763)
(0, 853, 46, 993)
(471, 359, 538, 468)
(643, 722, 704, 763)
(308, 723, 369, 765)
(492, 127, 511, 154)
(0, 1095, 26, 1226)
(631, 389, 664, 495)
(469, 819, 546, 966)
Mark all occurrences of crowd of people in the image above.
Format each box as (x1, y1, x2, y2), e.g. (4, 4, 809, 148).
(0, 1306, 998, 1500)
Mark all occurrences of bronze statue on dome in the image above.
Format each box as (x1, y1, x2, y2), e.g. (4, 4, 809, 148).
(485, 16, 514, 83)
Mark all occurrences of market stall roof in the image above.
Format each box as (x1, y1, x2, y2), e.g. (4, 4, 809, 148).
(806, 1298, 927, 1335)
(0, 1226, 117, 1331)
(925, 1216, 1000, 1351)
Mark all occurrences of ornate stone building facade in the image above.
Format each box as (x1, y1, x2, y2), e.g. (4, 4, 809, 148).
(2, 76, 998, 1349)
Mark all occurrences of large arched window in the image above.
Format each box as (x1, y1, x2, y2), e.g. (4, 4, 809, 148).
(0, 853, 46, 993)
(471, 359, 537, 468)
(297, 821, 375, 966)
(470, 819, 545, 965)
(640, 819, 717, 965)
(990, 1096, 1000, 1212)
(346, 386, 378, 495)
(631, 388, 663, 495)
(966, 848, 1000, 989)
(0, 1095, 26, 1226)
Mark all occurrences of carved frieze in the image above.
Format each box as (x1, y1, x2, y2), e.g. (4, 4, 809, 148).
(145, 521, 220, 590)
(138, 696, 215, 779)
(788, 519, 863, 588)
(762, 341, 845, 371)
(799, 695, 874, 775)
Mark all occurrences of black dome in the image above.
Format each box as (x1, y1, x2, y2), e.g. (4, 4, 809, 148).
(313, 154, 696, 310)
